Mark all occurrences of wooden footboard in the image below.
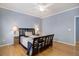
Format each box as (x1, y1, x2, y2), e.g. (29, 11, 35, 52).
(27, 34, 54, 56)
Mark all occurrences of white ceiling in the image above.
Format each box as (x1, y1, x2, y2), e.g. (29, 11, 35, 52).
(0, 3, 79, 18)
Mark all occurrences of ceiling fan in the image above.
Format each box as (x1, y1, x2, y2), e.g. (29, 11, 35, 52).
(35, 3, 53, 12)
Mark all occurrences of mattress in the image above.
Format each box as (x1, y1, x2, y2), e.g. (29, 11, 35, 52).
(20, 37, 33, 48)
(20, 35, 40, 48)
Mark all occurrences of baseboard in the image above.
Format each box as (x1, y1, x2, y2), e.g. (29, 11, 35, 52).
(54, 40, 75, 46)
(76, 41, 79, 43)
(0, 40, 75, 47)
(0, 43, 13, 47)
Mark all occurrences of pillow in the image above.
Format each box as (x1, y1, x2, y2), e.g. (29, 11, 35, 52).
(25, 32, 32, 36)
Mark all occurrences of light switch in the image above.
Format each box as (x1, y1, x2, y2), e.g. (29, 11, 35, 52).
(68, 28, 71, 31)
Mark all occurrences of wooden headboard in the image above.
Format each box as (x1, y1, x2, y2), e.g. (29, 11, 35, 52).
(19, 28, 35, 37)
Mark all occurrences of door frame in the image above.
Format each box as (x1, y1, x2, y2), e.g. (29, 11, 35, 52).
(74, 16, 79, 46)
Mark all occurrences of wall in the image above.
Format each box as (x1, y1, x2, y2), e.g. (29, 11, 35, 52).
(76, 17, 79, 43)
(1, 7, 79, 46)
(0, 8, 41, 45)
(42, 8, 79, 46)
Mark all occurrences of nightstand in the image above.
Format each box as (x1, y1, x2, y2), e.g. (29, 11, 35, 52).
(14, 36, 19, 45)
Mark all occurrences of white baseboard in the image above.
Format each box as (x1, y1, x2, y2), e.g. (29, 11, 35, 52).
(54, 40, 75, 46)
(76, 41, 79, 43)
(0, 43, 13, 47)
(0, 40, 75, 47)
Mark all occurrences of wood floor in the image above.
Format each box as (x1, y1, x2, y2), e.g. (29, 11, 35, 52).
(0, 42, 79, 56)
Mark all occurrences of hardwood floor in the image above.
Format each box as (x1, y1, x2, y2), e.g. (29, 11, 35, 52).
(0, 42, 79, 56)
(0, 44, 27, 56)
(37, 42, 76, 56)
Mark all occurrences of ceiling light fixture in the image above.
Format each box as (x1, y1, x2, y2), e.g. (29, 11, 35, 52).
(36, 3, 53, 12)
(39, 6, 45, 12)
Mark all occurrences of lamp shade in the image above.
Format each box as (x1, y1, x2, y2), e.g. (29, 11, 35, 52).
(12, 25, 18, 32)
(34, 24, 39, 34)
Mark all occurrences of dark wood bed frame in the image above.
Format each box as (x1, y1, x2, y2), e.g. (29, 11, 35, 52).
(19, 28, 54, 56)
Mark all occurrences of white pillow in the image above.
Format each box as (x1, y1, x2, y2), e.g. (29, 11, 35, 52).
(25, 32, 32, 36)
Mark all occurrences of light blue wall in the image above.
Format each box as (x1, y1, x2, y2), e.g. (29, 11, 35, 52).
(42, 8, 79, 45)
(0, 8, 41, 45)
(76, 17, 79, 42)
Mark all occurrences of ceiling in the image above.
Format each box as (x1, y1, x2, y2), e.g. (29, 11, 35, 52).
(0, 3, 79, 18)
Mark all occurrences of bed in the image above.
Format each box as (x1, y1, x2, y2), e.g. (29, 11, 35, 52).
(19, 28, 37, 48)
(19, 28, 54, 56)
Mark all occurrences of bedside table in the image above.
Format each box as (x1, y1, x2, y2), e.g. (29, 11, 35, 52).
(14, 36, 19, 45)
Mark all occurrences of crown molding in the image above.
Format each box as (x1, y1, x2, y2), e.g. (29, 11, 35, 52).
(0, 5, 79, 19)
(43, 6, 79, 19)
(0, 6, 41, 18)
